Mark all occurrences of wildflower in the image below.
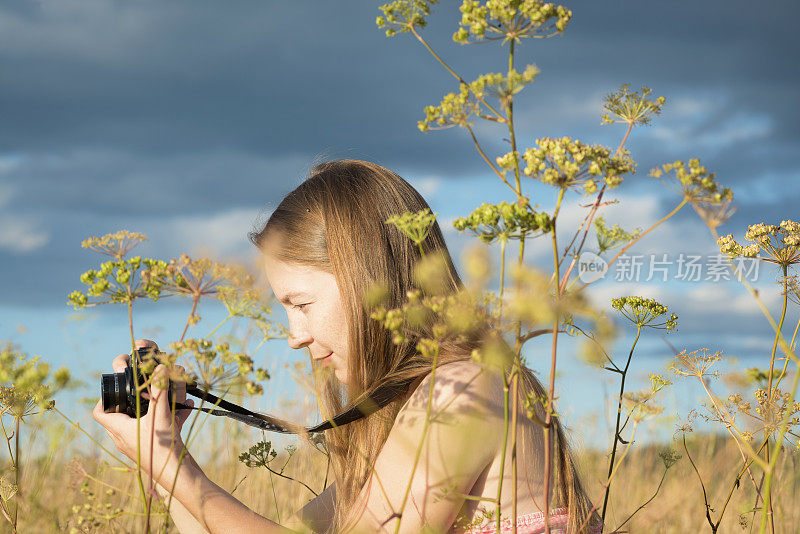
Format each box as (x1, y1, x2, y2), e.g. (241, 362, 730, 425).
(68, 256, 167, 309)
(218, 286, 272, 321)
(717, 220, 800, 268)
(452, 0, 572, 45)
(167, 338, 267, 395)
(610, 296, 678, 331)
(657, 449, 681, 469)
(670, 348, 722, 379)
(621, 390, 664, 422)
(453, 201, 552, 244)
(376, 0, 438, 37)
(650, 158, 733, 206)
(522, 136, 636, 195)
(81, 230, 147, 260)
(386, 208, 438, 249)
(594, 215, 641, 254)
(600, 84, 666, 127)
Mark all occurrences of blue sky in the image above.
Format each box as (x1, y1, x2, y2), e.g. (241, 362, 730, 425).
(1, 0, 798, 449)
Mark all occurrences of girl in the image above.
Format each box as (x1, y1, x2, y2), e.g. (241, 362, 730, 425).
(93, 159, 601, 533)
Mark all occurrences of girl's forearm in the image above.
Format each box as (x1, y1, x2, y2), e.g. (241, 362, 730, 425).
(162, 455, 293, 534)
(155, 481, 211, 534)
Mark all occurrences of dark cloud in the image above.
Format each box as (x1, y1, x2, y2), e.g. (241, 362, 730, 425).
(1, 0, 798, 310)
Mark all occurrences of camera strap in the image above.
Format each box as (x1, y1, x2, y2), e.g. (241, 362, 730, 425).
(173, 380, 411, 434)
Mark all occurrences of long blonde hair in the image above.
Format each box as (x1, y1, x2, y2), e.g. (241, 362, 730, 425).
(249, 159, 597, 532)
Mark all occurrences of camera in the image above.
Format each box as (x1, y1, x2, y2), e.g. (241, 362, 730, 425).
(101, 347, 173, 417)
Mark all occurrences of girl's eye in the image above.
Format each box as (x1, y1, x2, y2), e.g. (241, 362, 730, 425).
(293, 303, 309, 311)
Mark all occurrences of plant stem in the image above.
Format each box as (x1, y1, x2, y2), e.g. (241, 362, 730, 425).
(600, 326, 641, 523)
(409, 27, 505, 121)
(542, 187, 566, 533)
(12, 417, 19, 528)
(180, 296, 200, 342)
(127, 298, 149, 529)
(578, 198, 688, 290)
(495, 371, 511, 532)
(393, 345, 440, 534)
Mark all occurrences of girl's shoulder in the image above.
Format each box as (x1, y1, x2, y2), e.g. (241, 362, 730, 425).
(399, 358, 507, 428)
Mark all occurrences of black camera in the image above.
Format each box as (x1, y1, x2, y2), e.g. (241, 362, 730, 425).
(100, 347, 407, 434)
(101, 347, 173, 417)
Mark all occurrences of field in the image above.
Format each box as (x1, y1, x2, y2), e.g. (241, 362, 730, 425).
(2, 415, 798, 533)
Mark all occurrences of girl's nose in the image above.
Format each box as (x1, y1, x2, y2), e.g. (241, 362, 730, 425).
(287, 327, 312, 350)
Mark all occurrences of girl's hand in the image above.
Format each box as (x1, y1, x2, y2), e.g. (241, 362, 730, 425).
(92, 339, 196, 487)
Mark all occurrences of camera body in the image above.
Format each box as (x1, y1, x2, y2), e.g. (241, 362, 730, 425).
(101, 347, 173, 417)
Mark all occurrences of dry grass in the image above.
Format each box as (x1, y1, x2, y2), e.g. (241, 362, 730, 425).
(3, 414, 798, 533)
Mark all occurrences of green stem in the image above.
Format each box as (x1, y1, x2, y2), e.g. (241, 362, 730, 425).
(495, 371, 511, 532)
(205, 315, 232, 339)
(12, 417, 19, 528)
(393, 345, 441, 534)
(578, 198, 688, 290)
(601, 326, 642, 523)
(409, 27, 505, 122)
(127, 298, 149, 528)
(759, 358, 800, 534)
(542, 187, 566, 533)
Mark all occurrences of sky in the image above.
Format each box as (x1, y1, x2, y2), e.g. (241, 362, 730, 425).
(1, 0, 799, 450)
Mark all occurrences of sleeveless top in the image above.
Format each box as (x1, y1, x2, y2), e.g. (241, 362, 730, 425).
(454, 508, 603, 534)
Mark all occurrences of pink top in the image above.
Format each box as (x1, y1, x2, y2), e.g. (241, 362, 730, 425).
(455, 508, 603, 534)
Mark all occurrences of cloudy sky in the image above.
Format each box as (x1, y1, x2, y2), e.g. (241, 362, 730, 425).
(1, 0, 798, 445)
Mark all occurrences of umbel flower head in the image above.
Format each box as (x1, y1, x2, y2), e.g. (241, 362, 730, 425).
(522, 136, 636, 195)
(594, 215, 641, 254)
(649, 158, 732, 205)
(376, 0, 438, 37)
(452, 0, 572, 45)
(418, 66, 539, 131)
(80, 230, 147, 260)
(0, 342, 71, 417)
(68, 231, 168, 309)
(600, 84, 666, 127)
(168, 338, 268, 396)
(386, 208, 439, 248)
(611, 296, 678, 331)
(717, 220, 800, 268)
(453, 201, 552, 244)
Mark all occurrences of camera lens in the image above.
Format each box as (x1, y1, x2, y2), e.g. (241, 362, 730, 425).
(101, 371, 128, 414)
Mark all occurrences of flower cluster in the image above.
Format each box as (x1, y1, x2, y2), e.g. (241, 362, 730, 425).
(371, 269, 491, 355)
(717, 220, 800, 268)
(68, 480, 123, 533)
(376, 0, 438, 37)
(600, 84, 666, 127)
(649, 158, 732, 205)
(729, 388, 799, 446)
(418, 83, 481, 132)
(621, 389, 665, 423)
(168, 339, 268, 395)
(418, 66, 539, 131)
(452, 0, 572, 44)
(238, 439, 278, 469)
(671, 348, 722, 380)
(142, 253, 252, 299)
(522, 136, 636, 194)
(0, 342, 70, 417)
(594, 215, 641, 253)
(453, 201, 552, 244)
(386, 208, 439, 248)
(621, 375, 672, 423)
(610, 296, 678, 331)
(80, 230, 147, 260)
(68, 256, 167, 309)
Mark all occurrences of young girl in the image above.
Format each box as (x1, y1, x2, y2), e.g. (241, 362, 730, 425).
(93, 159, 601, 533)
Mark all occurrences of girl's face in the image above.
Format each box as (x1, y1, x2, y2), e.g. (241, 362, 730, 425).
(261, 250, 351, 385)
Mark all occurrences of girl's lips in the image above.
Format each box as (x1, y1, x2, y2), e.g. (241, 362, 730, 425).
(316, 352, 333, 361)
